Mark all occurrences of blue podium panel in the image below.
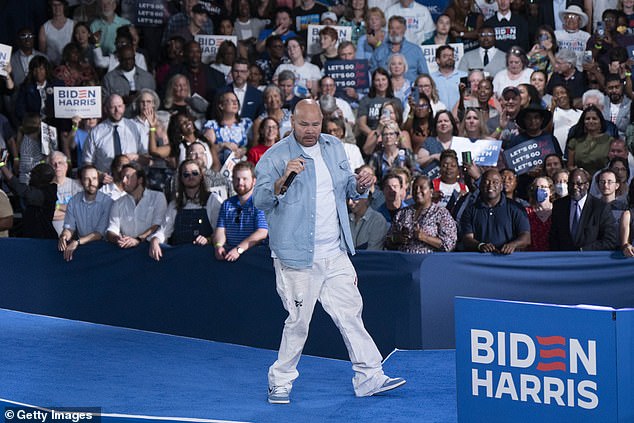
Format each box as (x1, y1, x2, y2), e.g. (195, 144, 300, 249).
(455, 297, 620, 423)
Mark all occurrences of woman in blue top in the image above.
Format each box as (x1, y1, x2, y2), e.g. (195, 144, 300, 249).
(204, 91, 253, 164)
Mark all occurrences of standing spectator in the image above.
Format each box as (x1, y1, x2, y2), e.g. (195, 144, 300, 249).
(15, 56, 62, 123)
(213, 161, 268, 261)
(54, 43, 99, 86)
(38, 0, 74, 66)
(483, 0, 530, 52)
(162, 0, 214, 45)
(58, 165, 113, 261)
(546, 49, 587, 104)
(255, 7, 297, 54)
(203, 91, 253, 163)
(167, 41, 224, 104)
(220, 59, 264, 121)
(252, 85, 292, 146)
(339, 0, 367, 46)
(549, 167, 617, 250)
(445, 0, 484, 51)
(174, 4, 211, 42)
(90, 0, 131, 56)
(597, 168, 628, 229)
(83, 94, 146, 173)
(414, 74, 446, 116)
(355, 7, 386, 61)
(273, 37, 321, 98)
(603, 74, 631, 137)
(385, 175, 457, 253)
(72, 21, 95, 66)
(385, 0, 434, 44)
(0, 162, 58, 239)
(99, 154, 129, 200)
(348, 192, 388, 251)
(377, 172, 408, 223)
(10, 28, 47, 89)
(567, 105, 614, 175)
(49, 151, 82, 235)
(356, 68, 394, 146)
(233, 0, 267, 60)
(461, 169, 531, 253)
(431, 45, 467, 112)
(527, 26, 558, 76)
(255, 35, 289, 86)
(422, 14, 454, 45)
(148, 159, 222, 260)
(369, 16, 429, 82)
(555, 6, 591, 70)
(417, 110, 460, 178)
(106, 162, 167, 248)
(492, 46, 533, 98)
(248, 117, 281, 165)
(292, 0, 328, 37)
(459, 26, 507, 76)
(525, 174, 554, 251)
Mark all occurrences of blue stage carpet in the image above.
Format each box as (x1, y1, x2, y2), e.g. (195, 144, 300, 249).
(0, 309, 456, 423)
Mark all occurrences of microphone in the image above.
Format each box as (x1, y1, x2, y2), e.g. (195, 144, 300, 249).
(280, 171, 297, 194)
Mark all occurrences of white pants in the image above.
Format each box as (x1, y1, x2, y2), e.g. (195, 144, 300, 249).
(268, 252, 388, 396)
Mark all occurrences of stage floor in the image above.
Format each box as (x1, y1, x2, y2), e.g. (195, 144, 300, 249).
(0, 309, 457, 423)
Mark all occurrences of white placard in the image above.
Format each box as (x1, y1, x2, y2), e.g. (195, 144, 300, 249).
(420, 43, 465, 74)
(53, 86, 102, 119)
(306, 25, 352, 56)
(0, 43, 12, 77)
(40, 122, 57, 156)
(195, 35, 238, 64)
(450, 137, 502, 167)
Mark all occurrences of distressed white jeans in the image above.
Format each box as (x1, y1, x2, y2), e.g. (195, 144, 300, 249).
(268, 252, 388, 396)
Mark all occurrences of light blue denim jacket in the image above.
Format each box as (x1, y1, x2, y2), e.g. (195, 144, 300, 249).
(253, 132, 362, 269)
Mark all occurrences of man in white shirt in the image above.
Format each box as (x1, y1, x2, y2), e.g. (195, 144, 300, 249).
(106, 162, 167, 248)
(384, 0, 435, 45)
(83, 94, 147, 173)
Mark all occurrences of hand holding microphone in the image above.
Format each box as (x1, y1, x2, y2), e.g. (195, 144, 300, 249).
(277, 158, 305, 195)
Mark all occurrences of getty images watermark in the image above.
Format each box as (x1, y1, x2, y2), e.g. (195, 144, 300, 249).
(4, 407, 100, 423)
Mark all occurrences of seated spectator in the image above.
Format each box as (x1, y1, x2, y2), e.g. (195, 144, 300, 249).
(459, 107, 491, 143)
(185, 141, 233, 200)
(368, 122, 416, 183)
(310, 26, 339, 69)
(49, 151, 82, 235)
(155, 36, 185, 91)
(102, 45, 156, 116)
(166, 41, 224, 104)
(385, 175, 457, 253)
(432, 150, 468, 209)
(461, 169, 531, 254)
(162, 74, 195, 118)
(276, 70, 301, 112)
(551, 85, 582, 152)
(404, 92, 434, 153)
(174, 4, 211, 42)
(323, 117, 364, 171)
(99, 154, 129, 200)
(422, 14, 455, 45)
(149, 160, 223, 261)
(248, 117, 281, 166)
(169, 112, 219, 171)
(58, 165, 113, 261)
(348, 193, 389, 251)
(203, 91, 253, 164)
(83, 94, 147, 173)
(363, 98, 412, 156)
(0, 162, 58, 239)
(376, 172, 408, 223)
(255, 35, 289, 86)
(255, 7, 297, 54)
(487, 86, 521, 144)
(319, 76, 355, 125)
(567, 105, 614, 175)
(106, 163, 167, 248)
(530, 70, 552, 106)
(554, 6, 590, 70)
(0, 187, 12, 237)
(597, 168, 628, 229)
(273, 36, 321, 98)
(525, 176, 554, 251)
(233, 0, 267, 60)
(213, 161, 268, 262)
(252, 85, 291, 147)
(550, 167, 617, 251)
(210, 41, 237, 86)
(417, 110, 460, 178)
(161, 0, 214, 45)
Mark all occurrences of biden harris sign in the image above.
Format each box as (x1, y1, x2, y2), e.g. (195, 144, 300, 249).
(54, 86, 102, 119)
(455, 297, 634, 422)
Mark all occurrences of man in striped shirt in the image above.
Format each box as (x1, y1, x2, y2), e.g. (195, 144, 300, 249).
(213, 161, 268, 262)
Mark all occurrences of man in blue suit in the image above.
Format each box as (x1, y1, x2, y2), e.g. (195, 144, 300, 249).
(220, 58, 264, 121)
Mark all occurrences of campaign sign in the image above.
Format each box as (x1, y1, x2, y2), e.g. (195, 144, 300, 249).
(307, 25, 352, 56)
(324, 59, 370, 92)
(53, 86, 102, 119)
(503, 136, 557, 175)
(420, 43, 464, 74)
(195, 35, 238, 64)
(40, 122, 57, 156)
(127, 0, 167, 27)
(449, 137, 502, 167)
(0, 43, 11, 77)
(455, 297, 626, 423)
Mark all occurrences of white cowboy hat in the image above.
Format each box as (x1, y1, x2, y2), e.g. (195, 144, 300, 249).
(559, 5, 589, 29)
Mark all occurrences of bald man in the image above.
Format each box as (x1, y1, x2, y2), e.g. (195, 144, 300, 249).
(253, 100, 405, 404)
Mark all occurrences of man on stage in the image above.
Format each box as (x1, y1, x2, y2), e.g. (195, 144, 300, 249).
(253, 99, 405, 404)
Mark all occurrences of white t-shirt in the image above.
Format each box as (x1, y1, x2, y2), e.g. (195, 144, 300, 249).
(301, 142, 341, 260)
(274, 61, 322, 95)
(492, 68, 533, 98)
(555, 30, 591, 71)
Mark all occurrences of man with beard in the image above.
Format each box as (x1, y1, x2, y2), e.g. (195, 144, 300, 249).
(431, 45, 467, 112)
(550, 167, 617, 250)
(253, 99, 405, 404)
(461, 169, 530, 253)
(106, 162, 167, 248)
(58, 165, 114, 261)
(385, 0, 435, 45)
(90, 0, 131, 56)
(603, 75, 631, 138)
(369, 15, 428, 82)
(213, 161, 268, 262)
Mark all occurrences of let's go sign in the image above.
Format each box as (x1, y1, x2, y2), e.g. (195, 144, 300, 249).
(455, 297, 634, 423)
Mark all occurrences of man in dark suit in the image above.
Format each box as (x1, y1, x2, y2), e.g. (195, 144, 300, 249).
(458, 26, 506, 76)
(550, 168, 617, 251)
(220, 58, 264, 121)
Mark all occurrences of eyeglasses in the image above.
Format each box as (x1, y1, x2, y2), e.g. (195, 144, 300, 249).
(564, 14, 580, 19)
(571, 181, 589, 186)
(382, 132, 399, 137)
(480, 32, 495, 36)
(19, 34, 34, 39)
(182, 171, 200, 178)
(234, 207, 242, 224)
(599, 180, 617, 185)
(416, 104, 430, 109)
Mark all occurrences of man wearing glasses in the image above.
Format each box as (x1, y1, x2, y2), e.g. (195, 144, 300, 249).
(220, 58, 264, 121)
(458, 26, 506, 76)
(213, 161, 268, 262)
(10, 28, 46, 88)
(550, 167, 617, 250)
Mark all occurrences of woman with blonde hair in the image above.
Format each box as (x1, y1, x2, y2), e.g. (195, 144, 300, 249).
(162, 74, 191, 116)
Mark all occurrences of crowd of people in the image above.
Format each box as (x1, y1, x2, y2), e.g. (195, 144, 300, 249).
(0, 0, 633, 258)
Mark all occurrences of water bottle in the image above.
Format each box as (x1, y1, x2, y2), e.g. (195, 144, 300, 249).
(397, 149, 406, 168)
